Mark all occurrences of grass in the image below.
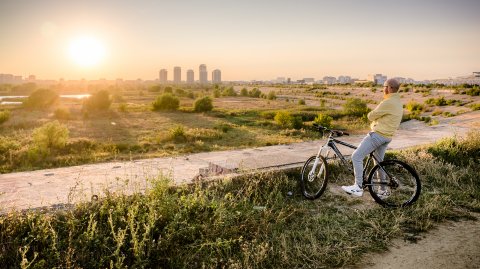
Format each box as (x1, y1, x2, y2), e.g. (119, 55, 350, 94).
(1, 83, 478, 173)
(1, 131, 479, 268)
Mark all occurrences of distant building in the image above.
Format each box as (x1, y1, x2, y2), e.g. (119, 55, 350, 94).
(212, 69, 221, 83)
(199, 64, 208, 83)
(474, 72, 480, 78)
(337, 76, 352, 84)
(0, 73, 23, 84)
(303, 78, 315, 84)
(173, 66, 181, 83)
(323, 76, 336, 85)
(367, 74, 387, 85)
(159, 69, 168, 83)
(186, 69, 194, 83)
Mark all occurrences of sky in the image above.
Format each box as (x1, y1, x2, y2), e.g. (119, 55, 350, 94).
(1, 0, 479, 81)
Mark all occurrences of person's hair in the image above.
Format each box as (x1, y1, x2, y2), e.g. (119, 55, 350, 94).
(385, 79, 400, 92)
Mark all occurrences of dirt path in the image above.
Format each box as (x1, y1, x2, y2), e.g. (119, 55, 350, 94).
(358, 217, 480, 269)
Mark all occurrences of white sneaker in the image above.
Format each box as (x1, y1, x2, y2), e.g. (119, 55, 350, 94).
(341, 184, 364, 197)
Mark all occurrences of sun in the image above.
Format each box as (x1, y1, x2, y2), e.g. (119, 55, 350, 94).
(68, 36, 106, 67)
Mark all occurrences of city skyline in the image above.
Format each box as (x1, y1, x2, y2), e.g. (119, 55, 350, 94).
(1, 0, 479, 81)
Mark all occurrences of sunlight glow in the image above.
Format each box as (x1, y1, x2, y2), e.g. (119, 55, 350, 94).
(68, 36, 106, 67)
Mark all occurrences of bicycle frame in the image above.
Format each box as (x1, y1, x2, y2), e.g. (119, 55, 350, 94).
(312, 131, 392, 187)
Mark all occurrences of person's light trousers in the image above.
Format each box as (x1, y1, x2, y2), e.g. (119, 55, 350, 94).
(352, 132, 391, 187)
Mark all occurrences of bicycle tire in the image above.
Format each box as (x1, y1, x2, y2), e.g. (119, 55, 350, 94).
(300, 155, 329, 200)
(367, 160, 421, 207)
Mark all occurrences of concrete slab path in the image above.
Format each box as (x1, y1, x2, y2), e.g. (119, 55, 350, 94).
(0, 113, 478, 213)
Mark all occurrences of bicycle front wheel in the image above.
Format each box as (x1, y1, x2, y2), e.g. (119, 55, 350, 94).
(300, 155, 329, 200)
(367, 160, 421, 207)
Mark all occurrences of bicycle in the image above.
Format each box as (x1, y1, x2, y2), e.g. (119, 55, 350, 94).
(300, 124, 421, 207)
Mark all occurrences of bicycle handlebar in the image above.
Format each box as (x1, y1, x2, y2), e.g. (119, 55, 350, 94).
(313, 123, 350, 137)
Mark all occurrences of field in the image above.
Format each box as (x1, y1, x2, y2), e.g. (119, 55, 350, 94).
(0, 83, 479, 173)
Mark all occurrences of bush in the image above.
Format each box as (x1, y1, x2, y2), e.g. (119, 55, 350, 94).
(118, 103, 128, 112)
(405, 100, 424, 115)
(32, 121, 69, 151)
(23, 88, 59, 109)
(152, 93, 180, 111)
(240, 88, 248, 96)
(314, 113, 333, 128)
(274, 111, 292, 128)
(0, 110, 10, 125)
(148, 85, 162, 92)
(298, 99, 306, 105)
(221, 87, 237, 97)
(194, 96, 213, 112)
(83, 90, 112, 112)
(169, 125, 187, 143)
(213, 88, 221, 98)
(427, 131, 480, 166)
(342, 98, 369, 117)
(469, 103, 480, 111)
(290, 116, 303, 129)
(248, 88, 261, 98)
(267, 91, 277, 100)
(164, 86, 173, 93)
(54, 108, 71, 120)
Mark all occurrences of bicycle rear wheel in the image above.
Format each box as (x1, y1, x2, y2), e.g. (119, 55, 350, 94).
(300, 155, 328, 200)
(367, 160, 421, 207)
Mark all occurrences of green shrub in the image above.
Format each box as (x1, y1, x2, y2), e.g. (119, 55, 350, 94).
(267, 91, 277, 100)
(53, 108, 71, 120)
(83, 90, 112, 112)
(213, 88, 221, 98)
(427, 131, 480, 166)
(248, 88, 261, 98)
(274, 111, 292, 128)
(465, 87, 480, 96)
(169, 125, 187, 143)
(342, 98, 369, 117)
(148, 85, 162, 92)
(194, 96, 213, 112)
(298, 99, 306, 105)
(32, 121, 69, 151)
(469, 103, 480, 111)
(118, 103, 128, 112)
(314, 113, 333, 128)
(23, 88, 59, 109)
(405, 100, 424, 115)
(0, 110, 10, 124)
(221, 87, 237, 97)
(152, 93, 180, 111)
(175, 88, 186, 96)
(290, 116, 303, 130)
(260, 111, 276, 120)
(164, 86, 173, 93)
(240, 88, 248, 96)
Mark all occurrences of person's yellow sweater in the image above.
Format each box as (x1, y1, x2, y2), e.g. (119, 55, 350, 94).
(367, 93, 403, 138)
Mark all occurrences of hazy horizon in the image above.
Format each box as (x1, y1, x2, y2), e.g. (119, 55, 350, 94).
(1, 0, 479, 81)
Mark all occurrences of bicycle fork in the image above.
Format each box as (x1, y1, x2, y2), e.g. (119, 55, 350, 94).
(308, 144, 329, 180)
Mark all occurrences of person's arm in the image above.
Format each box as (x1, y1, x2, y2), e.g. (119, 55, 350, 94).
(367, 101, 390, 121)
